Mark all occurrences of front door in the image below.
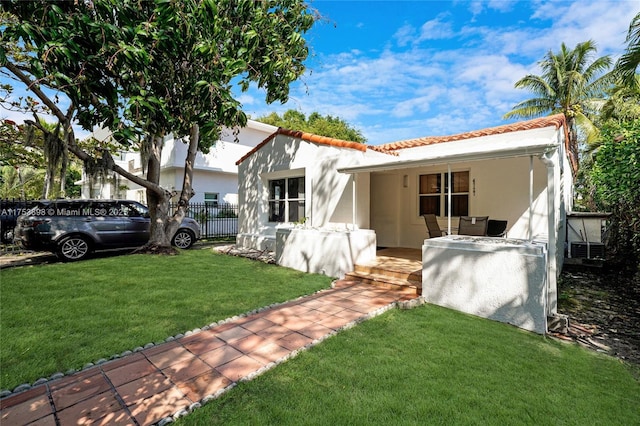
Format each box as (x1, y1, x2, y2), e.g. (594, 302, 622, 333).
(370, 173, 400, 247)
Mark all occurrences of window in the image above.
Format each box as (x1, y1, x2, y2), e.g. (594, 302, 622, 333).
(269, 177, 305, 222)
(204, 192, 219, 208)
(419, 171, 469, 217)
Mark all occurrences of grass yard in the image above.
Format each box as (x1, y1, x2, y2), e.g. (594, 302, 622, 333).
(177, 305, 640, 426)
(0, 247, 332, 391)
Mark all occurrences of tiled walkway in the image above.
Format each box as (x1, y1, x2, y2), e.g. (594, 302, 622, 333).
(1, 280, 419, 426)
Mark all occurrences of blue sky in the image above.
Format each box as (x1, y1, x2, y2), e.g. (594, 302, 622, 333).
(2, 0, 638, 146)
(237, 0, 638, 145)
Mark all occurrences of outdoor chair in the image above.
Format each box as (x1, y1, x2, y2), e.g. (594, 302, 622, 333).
(457, 216, 489, 236)
(486, 219, 508, 237)
(422, 214, 447, 238)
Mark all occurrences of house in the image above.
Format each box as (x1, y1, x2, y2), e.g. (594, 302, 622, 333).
(78, 119, 277, 205)
(236, 114, 573, 334)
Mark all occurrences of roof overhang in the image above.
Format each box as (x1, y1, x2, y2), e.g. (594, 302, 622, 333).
(338, 142, 558, 174)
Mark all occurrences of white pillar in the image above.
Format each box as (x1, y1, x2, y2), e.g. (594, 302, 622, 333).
(447, 164, 452, 234)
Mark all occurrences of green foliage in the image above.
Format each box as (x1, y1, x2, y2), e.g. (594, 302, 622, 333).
(0, 120, 43, 168)
(2, 0, 316, 148)
(257, 109, 366, 142)
(599, 75, 640, 123)
(503, 40, 612, 173)
(584, 120, 640, 267)
(64, 166, 81, 198)
(614, 12, 640, 87)
(0, 165, 44, 199)
(215, 208, 237, 218)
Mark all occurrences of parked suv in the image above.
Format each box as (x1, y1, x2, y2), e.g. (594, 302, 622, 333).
(14, 199, 201, 261)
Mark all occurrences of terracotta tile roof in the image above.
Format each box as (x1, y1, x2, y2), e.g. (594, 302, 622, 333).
(377, 114, 567, 151)
(236, 114, 569, 166)
(366, 145, 400, 156)
(236, 127, 367, 165)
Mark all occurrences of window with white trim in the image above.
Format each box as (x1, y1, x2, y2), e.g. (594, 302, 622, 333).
(419, 171, 469, 217)
(268, 177, 305, 222)
(204, 192, 219, 208)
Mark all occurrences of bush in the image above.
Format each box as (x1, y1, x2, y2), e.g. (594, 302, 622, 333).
(586, 120, 640, 270)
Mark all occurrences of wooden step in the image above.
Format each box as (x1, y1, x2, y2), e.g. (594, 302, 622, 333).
(353, 263, 422, 283)
(344, 270, 422, 295)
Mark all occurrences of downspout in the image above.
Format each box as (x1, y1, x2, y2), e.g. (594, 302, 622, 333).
(540, 149, 558, 316)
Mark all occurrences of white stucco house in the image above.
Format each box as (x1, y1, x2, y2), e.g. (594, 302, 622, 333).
(236, 114, 573, 334)
(78, 119, 277, 205)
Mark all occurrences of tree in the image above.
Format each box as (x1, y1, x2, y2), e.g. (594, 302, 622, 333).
(503, 40, 612, 175)
(1, 0, 315, 252)
(599, 75, 640, 123)
(582, 120, 640, 271)
(257, 110, 366, 142)
(615, 12, 640, 88)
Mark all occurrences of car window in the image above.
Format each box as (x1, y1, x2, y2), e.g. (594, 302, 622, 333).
(120, 201, 149, 218)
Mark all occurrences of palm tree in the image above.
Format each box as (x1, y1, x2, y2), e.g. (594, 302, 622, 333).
(503, 40, 612, 175)
(600, 75, 640, 122)
(615, 12, 640, 88)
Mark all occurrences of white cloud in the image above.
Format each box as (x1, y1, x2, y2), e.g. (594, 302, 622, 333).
(239, 1, 638, 145)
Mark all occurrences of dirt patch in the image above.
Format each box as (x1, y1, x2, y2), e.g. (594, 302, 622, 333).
(557, 265, 640, 366)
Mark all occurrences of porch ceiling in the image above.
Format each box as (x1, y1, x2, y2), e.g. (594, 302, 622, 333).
(338, 141, 557, 174)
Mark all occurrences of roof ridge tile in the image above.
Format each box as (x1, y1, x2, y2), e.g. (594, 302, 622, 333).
(378, 114, 566, 151)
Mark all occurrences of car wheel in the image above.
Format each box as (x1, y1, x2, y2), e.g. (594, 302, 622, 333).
(1, 227, 13, 244)
(172, 229, 195, 249)
(57, 235, 91, 261)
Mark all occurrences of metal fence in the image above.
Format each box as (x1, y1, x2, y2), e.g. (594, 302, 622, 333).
(171, 202, 238, 239)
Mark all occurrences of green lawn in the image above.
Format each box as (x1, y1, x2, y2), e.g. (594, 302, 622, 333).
(2, 248, 639, 425)
(177, 305, 640, 425)
(0, 247, 332, 390)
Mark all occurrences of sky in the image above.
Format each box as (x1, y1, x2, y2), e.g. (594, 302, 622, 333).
(237, 0, 638, 145)
(2, 0, 638, 146)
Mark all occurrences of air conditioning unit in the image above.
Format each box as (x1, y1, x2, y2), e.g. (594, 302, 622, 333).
(570, 242, 605, 259)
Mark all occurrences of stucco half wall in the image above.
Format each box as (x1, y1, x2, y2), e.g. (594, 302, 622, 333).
(422, 236, 548, 334)
(276, 228, 377, 277)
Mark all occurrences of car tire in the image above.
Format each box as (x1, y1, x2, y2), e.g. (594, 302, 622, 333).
(1, 226, 13, 244)
(172, 229, 195, 249)
(57, 235, 92, 261)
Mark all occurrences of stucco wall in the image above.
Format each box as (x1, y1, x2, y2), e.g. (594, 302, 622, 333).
(422, 236, 548, 334)
(237, 135, 383, 250)
(275, 228, 377, 277)
(371, 156, 551, 249)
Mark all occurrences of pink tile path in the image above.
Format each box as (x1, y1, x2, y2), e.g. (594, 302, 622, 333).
(1, 280, 419, 426)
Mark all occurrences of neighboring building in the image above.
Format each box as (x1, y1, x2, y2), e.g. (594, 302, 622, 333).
(236, 114, 573, 334)
(78, 120, 277, 205)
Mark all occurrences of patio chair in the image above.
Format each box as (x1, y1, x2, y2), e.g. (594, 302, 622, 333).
(457, 216, 489, 236)
(487, 219, 508, 237)
(422, 214, 447, 238)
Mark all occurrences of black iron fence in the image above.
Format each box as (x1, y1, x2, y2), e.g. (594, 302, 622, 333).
(171, 202, 238, 239)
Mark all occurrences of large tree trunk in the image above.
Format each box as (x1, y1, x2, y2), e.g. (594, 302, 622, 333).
(139, 126, 198, 253)
(144, 135, 174, 251)
(567, 116, 580, 176)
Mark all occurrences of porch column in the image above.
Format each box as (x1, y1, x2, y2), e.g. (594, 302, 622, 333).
(529, 155, 534, 241)
(352, 174, 356, 229)
(541, 150, 558, 316)
(447, 164, 452, 234)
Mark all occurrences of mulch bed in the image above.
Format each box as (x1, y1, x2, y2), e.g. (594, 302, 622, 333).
(555, 265, 640, 366)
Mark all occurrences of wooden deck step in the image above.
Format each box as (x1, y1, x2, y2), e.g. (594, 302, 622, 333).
(353, 264, 422, 283)
(344, 270, 422, 295)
